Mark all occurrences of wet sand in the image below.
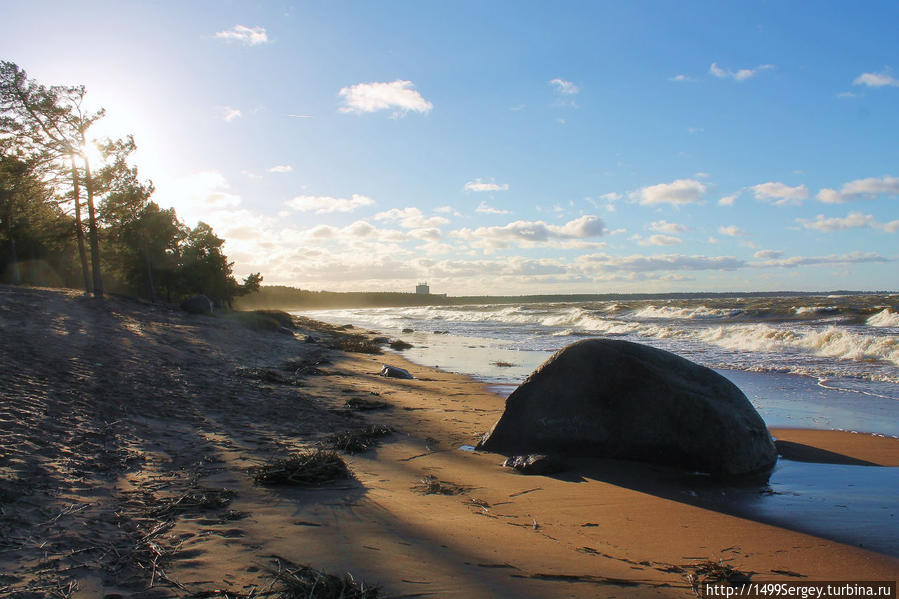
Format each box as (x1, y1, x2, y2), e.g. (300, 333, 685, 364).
(0, 285, 896, 597)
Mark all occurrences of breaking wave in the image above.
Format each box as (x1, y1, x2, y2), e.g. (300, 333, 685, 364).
(867, 309, 899, 328)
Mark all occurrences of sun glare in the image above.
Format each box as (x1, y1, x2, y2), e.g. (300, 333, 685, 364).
(78, 140, 108, 168)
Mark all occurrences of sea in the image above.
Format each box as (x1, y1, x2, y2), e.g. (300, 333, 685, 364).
(299, 293, 899, 555)
(302, 293, 899, 437)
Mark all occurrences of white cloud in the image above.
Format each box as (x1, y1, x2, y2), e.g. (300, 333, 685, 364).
(286, 194, 375, 214)
(577, 253, 744, 273)
(719, 225, 749, 237)
(718, 195, 737, 206)
(408, 228, 442, 241)
(710, 62, 774, 81)
(268, 165, 293, 173)
(464, 179, 510, 192)
(640, 234, 683, 246)
(853, 71, 899, 88)
(549, 78, 580, 95)
(452, 215, 606, 251)
(816, 175, 899, 203)
(649, 220, 687, 234)
(754, 250, 783, 259)
(214, 25, 269, 46)
(688, 127, 704, 135)
(173, 171, 241, 214)
(435, 205, 461, 216)
(750, 252, 891, 268)
(220, 106, 241, 122)
(374, 207, 449, 228)
(475, 201, 510, 215)
(599, 192, 622, 202)
(751, 182, 809, 206)
(633, 179, 706, 206)
(338, 80, 433, 117)
(797, 211, 899, 233)
(669, 74, 694, 82)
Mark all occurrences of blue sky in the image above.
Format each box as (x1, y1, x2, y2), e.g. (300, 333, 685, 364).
(4, 1, 898, 294)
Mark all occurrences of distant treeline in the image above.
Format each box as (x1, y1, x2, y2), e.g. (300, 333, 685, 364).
(235, 285, 885, 311)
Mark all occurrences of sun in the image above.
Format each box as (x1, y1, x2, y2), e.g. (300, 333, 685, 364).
(77, 139, 108, 170)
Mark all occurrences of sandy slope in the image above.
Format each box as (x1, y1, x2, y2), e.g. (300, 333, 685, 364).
(0, 285, 896, 597)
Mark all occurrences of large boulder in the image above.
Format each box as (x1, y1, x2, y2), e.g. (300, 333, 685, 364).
(477, 339, 777, 476)
(180, 294, 214, 315)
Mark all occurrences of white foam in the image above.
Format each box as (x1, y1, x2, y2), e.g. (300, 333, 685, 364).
(698, 324, 899, 366)
(631, 305, 740, 320)
(867, 309, 899, 328)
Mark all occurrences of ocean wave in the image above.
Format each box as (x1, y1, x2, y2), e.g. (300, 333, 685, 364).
(631, 305, 743, 320)
(793, 306, 840, 316)
(867, 309, 899, 328)
(697, 324, 899, 366)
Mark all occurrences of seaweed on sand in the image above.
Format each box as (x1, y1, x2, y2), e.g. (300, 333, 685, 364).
(268, 557, 379, 599)
(388, 339, 413, 350)
(254, 450, 350, 486)
(343, 397, 391, 411)
(328, 334, 383, 354)
(685, 560, 753, 597)
(325, 424, 393, 454)
(412, 474, 467, 496)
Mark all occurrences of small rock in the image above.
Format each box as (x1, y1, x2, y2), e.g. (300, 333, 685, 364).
(277, 326, 294, 336)
(402, 328, 414, 333)
(503, 454, 563, 476)
(379, 365, 413, 379)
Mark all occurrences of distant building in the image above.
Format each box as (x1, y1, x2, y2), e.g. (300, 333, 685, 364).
(415, 282, 430, 295)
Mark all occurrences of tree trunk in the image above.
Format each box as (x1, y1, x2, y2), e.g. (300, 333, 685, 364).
(70, 157, 92, 294)
(5, 206, 20, 284)
(144, 249, 156, 302)
(82, 154, 103, 297)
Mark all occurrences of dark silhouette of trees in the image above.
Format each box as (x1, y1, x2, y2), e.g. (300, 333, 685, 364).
(0, 62, 262, 306)
(0, 61, 98, 293)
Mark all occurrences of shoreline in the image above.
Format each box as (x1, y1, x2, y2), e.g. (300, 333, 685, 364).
(1, 286, 896, 596)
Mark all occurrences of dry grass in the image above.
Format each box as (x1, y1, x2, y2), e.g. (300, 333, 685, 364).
(147, 487, 236, 519)
(268, 557, 379, 598)
(325, 424, 393, 454)
(254, 450, 350, 486)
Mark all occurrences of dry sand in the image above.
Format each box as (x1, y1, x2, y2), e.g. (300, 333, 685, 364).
(0, 285, 896, 597)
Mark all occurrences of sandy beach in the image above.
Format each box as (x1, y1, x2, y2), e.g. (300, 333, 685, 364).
(0, 285, 896, 598)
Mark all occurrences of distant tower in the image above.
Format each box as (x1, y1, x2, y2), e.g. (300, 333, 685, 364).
(416, 282, 430, 295)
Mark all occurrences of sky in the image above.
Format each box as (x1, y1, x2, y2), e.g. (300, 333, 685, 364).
(3, 0, 899, 295)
